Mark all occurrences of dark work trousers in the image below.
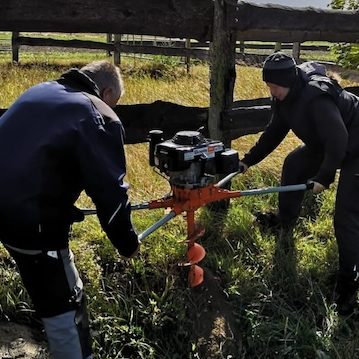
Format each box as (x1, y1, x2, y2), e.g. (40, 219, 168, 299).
(281, 145, 359, 289)
(334, 157, 359, 285)
(4, 245, 93, 359)
(279, 145, 323, 224)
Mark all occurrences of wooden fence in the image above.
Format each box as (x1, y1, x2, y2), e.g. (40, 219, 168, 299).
(8, 32, 331, 65)
(1, 1, 358, 144)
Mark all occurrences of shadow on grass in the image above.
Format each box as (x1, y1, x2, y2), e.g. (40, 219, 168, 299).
(271, 226, 298, 295)
(201, 207, 359, 358)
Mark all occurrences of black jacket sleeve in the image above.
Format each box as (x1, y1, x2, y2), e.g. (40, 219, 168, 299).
(75, 109, 139, 257)
(309, 95, 348, 187)
(242, 105, 290, 167)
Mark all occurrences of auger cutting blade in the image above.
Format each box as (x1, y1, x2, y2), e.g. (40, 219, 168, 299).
(178, 242, 206, 267)
(187, 242, 206, 264)
(188, 264, 204, 288)
(186, 226, 205, 244)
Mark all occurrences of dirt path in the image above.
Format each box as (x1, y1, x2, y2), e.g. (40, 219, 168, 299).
(0, 322, 49, 359)
(190, 268, 242, 358)
(0, 271, 242, 359)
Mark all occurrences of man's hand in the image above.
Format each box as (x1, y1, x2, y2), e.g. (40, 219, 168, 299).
(311, 181, 326, 194)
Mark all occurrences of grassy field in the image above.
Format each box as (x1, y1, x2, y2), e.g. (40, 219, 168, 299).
(0, 51, 359, 358)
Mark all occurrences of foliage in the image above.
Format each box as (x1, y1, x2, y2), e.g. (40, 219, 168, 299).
(331, 43, 359, 69)
(0, 261, 33, 323)
(330, 0, 359, 69)
(330, 0, 359, 10)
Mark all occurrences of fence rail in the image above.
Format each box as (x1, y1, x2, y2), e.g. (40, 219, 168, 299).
(5, 33, 332, 65)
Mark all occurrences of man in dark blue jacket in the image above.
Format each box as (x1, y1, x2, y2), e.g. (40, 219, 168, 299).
(240, 52, 359, 316)
(0, 60, 140, 358)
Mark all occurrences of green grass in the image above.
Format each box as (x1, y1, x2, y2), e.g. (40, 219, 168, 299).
(0, 53, 359, 358)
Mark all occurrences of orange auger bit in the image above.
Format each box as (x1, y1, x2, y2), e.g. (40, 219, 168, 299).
(138, 183, 243, 287)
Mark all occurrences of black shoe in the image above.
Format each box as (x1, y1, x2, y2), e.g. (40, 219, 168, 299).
(335, 291, 357, 316)
(255, 211, 281, 229)
(333, 276, 358, 316)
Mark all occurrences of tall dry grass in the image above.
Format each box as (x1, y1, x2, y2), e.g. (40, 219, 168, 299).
(1, 54, 359, 358)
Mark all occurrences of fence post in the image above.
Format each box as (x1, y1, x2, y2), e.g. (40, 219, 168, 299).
(113, 34, 121, 66)
(209, 0, 236, 146)
(106, 34, 112, 56)
(274, 42, 282, 52)
(185, 38, 191, 74)
(12, 32, 20, 63)
(239, 40, 245, 54)
(140, 35, 143, 59)
(292, 42, 301, 62)
(208, 0, 237, 211)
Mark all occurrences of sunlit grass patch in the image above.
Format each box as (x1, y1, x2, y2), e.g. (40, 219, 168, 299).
(0, 57, 359, 358)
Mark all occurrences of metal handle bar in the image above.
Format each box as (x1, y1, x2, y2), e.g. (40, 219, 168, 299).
(80, 207, 176, 242)
(138, 210, 177, 242)
(80, 209, 97, 215)
(240, 183, 312, 196)
(80, 202, 150, 216)
(131, 203, 151, 210)
(215, 169, 242, 188)
(216, 166, 317, 191)
(81, 182, 313, 216)
(135, 183, 311, 241)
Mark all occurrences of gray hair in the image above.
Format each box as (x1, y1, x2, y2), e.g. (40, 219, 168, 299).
(81, 60, 124, 99)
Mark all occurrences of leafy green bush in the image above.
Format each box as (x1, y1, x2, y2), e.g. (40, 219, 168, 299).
(331, 43, 359, 69)
(330, 0, 359, 69)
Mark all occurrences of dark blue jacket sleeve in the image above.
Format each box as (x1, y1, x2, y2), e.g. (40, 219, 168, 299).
(75, 111, 139, 257)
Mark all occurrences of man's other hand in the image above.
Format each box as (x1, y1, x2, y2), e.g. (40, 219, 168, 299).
(312, 181, 326, 194)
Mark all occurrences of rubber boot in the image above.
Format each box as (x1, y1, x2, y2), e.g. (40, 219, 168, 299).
(333, 273, 358, 316)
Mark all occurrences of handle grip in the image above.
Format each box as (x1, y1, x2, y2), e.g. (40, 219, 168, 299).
(306, 181, 315, 190)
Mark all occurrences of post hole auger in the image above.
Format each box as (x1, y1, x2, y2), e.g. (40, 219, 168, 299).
(82, 130, 314, 288)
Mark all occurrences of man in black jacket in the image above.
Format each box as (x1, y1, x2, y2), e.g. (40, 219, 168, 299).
(0, 60, 140, 358)
(240, 52, 359, 315)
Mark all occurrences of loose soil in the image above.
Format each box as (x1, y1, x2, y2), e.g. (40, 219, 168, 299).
(0, 322, 49, 359)
(190, 267, 242, 359)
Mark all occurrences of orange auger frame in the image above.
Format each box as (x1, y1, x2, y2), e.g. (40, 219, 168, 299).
(138, 181, 311, 287)
(82, 179, 310, 288)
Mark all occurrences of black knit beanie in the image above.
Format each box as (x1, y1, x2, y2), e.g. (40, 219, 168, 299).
(262, 52, 298, 88)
